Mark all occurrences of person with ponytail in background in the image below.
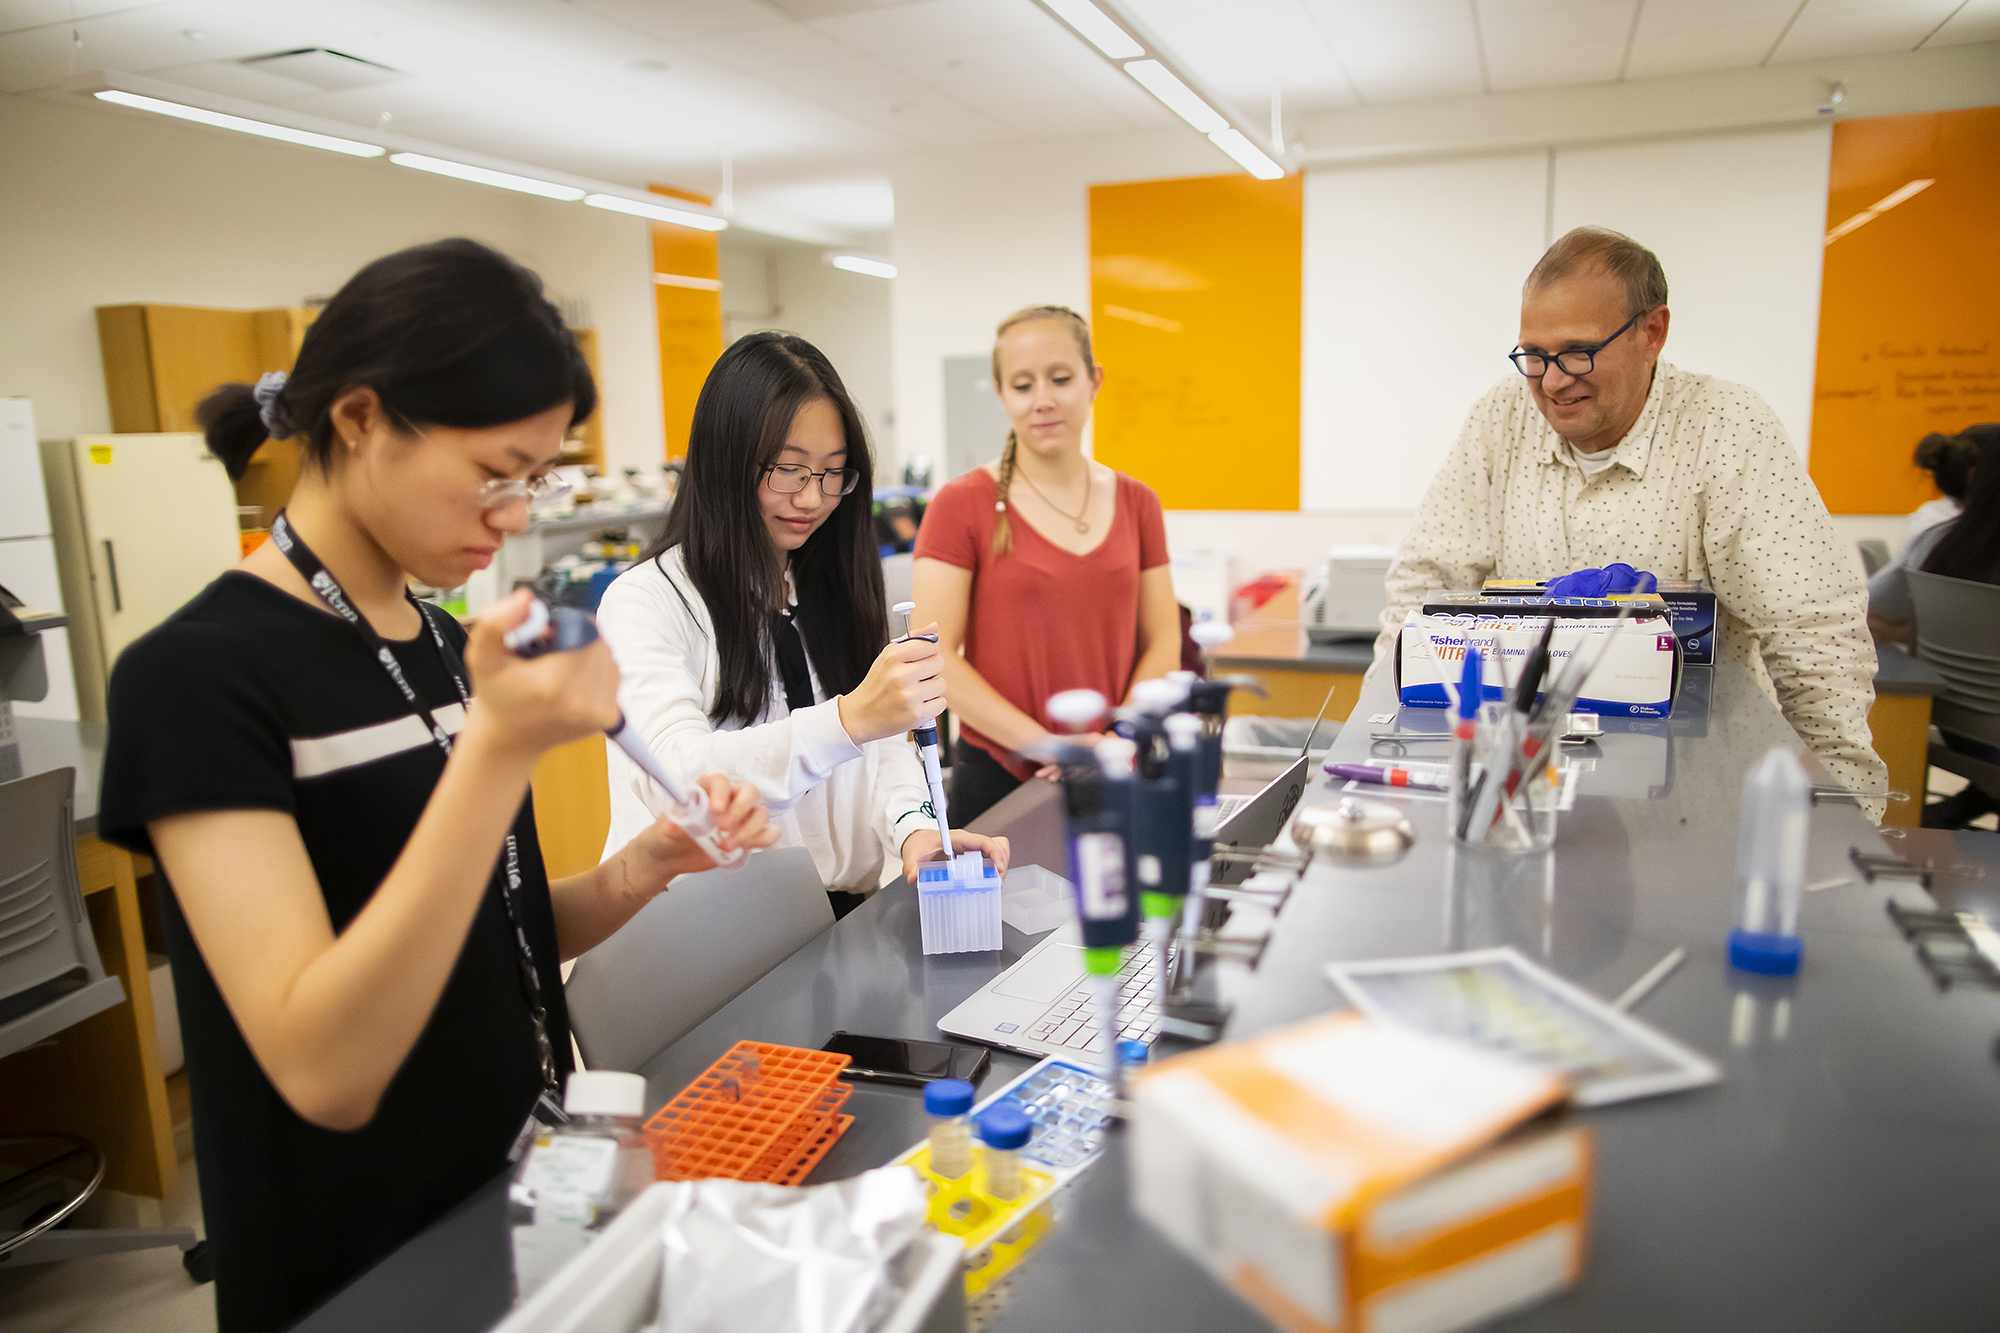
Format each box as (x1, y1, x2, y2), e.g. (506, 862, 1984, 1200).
(911, 305, 1180, 823)
(96, 238, 774, 1333)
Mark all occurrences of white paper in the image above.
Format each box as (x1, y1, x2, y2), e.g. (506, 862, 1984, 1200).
(1325, 947, 1720, 1106)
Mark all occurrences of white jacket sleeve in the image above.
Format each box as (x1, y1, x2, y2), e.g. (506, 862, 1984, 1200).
(595, 560, 863, 819)
(871, 735, 939, 860)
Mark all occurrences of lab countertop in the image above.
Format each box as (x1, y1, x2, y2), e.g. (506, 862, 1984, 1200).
(9, 717, 105, 833)
(299, 652, 2000, 1333)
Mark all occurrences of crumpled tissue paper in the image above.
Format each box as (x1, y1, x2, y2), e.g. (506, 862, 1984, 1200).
(658, 1164, 930, 1333)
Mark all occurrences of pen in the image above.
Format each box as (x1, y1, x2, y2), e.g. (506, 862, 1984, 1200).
(1327, 762, 1450, 791)
(1449, 648, 1483, 833)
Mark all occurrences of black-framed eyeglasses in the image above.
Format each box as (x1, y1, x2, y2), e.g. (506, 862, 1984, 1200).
(1509, 307, 1649, 379)
(763, 463, 862, 497)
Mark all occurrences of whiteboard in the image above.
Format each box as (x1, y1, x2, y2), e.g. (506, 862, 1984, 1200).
(1550, 124, 1834, 456)
(1302, 153, 1549, 511)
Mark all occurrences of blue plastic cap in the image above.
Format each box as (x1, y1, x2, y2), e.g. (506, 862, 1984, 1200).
(977, 1102, 1033, 1150)
(1729, 928, 1802, 976)
(924, 1078, 975, 1116)
(1457, 649, 1483, 720)
(1117, 1039, 1151, 1067)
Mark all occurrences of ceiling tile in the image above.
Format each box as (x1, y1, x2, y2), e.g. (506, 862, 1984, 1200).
(807, 0, 994, 54)
(1480, 0, 1634, 89)
(1769, 0, 1964, 62)
(567, 0, 788, 43)
(1924, 0, 2000, 45)
(1622, 0, 1798, 78)
(1122, 0, 1360, 115)
(684, 22, 856, 72)
(1301, 0, 1486, 102)
(0, 1, 156, 37)
(142, 58, 328, 101)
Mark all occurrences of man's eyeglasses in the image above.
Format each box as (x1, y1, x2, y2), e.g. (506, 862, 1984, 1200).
(764, 463, 862, 497)
(1509, 307, 1649, 379)
(477, 472, 573, 510)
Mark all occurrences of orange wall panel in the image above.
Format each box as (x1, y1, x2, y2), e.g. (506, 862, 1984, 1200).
(1809, 105, 2000, 514)
(1090, 173, 1302, 511)
(651, 184, 723, 460)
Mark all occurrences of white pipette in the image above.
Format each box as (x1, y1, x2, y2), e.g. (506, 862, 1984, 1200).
(891, 600, 955, 854)
(505, 599, 745, 870)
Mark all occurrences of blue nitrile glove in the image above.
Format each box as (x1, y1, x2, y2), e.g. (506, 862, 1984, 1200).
(1545, 563, 1657, 597)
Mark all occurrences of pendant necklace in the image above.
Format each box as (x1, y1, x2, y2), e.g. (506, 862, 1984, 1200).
(1016, 466, 1092, 534)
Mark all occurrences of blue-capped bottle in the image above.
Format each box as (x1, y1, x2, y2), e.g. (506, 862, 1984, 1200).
(1727, 748, 1809, 975)
(924, 1078, 975, 1180)
(978, 1103, 1033, 1201)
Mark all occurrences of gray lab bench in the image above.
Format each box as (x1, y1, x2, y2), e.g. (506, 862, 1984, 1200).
(300, 659, 2000, 1332)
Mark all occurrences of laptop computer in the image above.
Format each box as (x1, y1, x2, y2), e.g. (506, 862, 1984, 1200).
(937, 751, 1311, 1061)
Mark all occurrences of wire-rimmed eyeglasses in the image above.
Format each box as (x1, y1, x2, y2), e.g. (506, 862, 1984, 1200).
(476, 472, 573, 510)
(763, 463, 862, 497)
(1509, 307, 1650, 379)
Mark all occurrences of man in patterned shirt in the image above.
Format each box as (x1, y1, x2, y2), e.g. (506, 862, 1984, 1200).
(1376, 226, 1886, 811)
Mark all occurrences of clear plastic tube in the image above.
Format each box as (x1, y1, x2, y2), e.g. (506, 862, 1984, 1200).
(1729, 747, 1809, 975)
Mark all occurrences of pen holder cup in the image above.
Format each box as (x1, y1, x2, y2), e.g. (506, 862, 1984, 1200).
(1452, 762, 1559, 854)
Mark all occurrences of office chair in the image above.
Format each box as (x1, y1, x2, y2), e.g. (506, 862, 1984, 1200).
(1906, 570, 2000, 820)
(565, 847, 833, 1073)
(1857, 538, 1892, 578)
(0, 768, 204, 1277)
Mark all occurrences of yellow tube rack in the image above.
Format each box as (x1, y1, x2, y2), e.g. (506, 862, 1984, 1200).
(897, 1142, 1057, 1297)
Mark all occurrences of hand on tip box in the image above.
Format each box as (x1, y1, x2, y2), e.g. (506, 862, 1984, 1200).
(900, 830, 1010, 886)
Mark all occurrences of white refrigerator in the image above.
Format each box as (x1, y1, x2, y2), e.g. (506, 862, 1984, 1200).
(41, 432, 242, 721)
(0, 398, 79, 720)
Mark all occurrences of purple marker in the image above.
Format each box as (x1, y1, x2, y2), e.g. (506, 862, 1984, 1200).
(1325, 762, 1450, 792)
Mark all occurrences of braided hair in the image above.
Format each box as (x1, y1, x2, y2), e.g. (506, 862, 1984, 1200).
(989, 304, 1096, 559)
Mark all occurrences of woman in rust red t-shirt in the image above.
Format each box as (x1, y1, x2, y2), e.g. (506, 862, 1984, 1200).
(912, 304, 1180, 822)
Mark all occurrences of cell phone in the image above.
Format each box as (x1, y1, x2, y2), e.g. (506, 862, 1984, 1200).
(820, 1031, 991, 1088)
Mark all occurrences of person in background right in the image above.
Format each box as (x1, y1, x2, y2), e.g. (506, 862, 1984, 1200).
(1867, 423, 2000, 829)
(1376, 226, 1887, 815)
(911, 305, 1180, 824)
(1901, 430, 1979, 554)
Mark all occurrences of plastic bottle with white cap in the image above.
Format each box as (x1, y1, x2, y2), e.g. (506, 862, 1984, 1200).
(508, 1070, 655, 1296)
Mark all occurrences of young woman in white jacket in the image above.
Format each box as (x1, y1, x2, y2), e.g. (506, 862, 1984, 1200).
(596, 332, 1006, 912)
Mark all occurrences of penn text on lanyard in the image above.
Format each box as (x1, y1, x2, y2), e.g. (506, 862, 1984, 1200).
(267, 511, 562, 1111)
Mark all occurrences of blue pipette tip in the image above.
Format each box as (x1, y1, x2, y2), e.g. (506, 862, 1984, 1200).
(1457, 648, 1484, 718)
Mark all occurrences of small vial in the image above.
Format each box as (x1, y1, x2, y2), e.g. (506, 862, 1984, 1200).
(924, 1078, 975, 1179)
(1728, 748, 1810, 976)
(1117, 1038, 1150, 1070)
(978, 1103, 1033, 1201)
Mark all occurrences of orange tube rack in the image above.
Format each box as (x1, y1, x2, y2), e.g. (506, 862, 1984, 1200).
(643, 1040, 855, 1185)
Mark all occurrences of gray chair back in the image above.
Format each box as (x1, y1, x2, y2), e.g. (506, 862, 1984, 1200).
(0, 769, 126, 1061)
(1907, 569, 2000, 749)
(1857, 538, 1892, 577)
(565, 847, 833, 1073)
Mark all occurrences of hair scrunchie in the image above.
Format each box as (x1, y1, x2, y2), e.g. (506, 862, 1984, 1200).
(253, 370, 290, 439)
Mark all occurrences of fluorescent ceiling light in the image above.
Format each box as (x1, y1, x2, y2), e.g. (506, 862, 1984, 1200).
(584, 193, 727, 231)
(1044, 0, 1143, 60)
(94, 88, 384, 157)
(1208, 128, 1284, 181)
(389, 152, 585, 201)
(1123, 59, 1226, 135)
(828, 254, 896, 280)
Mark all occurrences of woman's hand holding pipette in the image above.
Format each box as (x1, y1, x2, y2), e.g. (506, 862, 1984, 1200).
(838, 625, 948, 744)
(615, 773, 777, 889)
(463, 589, 622, 759)
(899, 829, 1011, 886)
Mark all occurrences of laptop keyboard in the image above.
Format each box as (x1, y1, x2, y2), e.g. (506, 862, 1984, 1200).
(1214, 792, 1253, 824)
(1024, 946, 1162, 1054)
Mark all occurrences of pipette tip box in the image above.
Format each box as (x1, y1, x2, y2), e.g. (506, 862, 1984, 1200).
(917, 851, 1002, 954)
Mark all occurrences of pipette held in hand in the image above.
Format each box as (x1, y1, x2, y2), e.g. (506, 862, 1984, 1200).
(892, 601, 954, 853)
(503, 598, 746, 870)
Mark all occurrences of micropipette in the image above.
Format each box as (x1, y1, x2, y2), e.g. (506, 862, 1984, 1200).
(891, 600, 957, 862)
(505, 599, 745, 869)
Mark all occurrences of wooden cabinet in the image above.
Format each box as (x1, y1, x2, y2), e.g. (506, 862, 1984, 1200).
(96, 302, 318, 527)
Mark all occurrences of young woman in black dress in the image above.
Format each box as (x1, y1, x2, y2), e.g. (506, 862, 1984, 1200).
(98, 238, 774, 1332)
